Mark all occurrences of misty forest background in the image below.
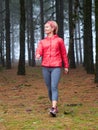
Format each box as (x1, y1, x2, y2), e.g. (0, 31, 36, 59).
(0, 0, 98, 83)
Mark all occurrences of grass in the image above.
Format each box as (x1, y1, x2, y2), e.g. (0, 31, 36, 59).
(0, 66, 98, 130)
(1, 99, 98, 130)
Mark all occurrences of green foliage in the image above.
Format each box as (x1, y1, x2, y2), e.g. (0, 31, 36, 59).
(1, 104, 97, 130)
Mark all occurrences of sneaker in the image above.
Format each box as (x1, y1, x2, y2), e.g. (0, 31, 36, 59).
(50, 107, 58, 117)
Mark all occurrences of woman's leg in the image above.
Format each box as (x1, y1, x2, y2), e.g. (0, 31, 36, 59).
(42, 67, 52, 101)
(51, 68, 61, 108)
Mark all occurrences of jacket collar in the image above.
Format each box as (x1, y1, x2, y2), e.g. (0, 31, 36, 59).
(45, 34, 58, 40)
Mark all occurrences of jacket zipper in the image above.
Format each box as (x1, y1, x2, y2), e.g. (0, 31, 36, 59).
(49, 39, 51, 66)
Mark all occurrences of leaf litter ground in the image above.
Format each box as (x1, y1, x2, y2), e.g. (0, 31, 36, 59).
(0, 66, 98, 130)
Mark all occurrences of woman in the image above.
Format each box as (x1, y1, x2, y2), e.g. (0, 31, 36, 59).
(36, 20, 69, 117)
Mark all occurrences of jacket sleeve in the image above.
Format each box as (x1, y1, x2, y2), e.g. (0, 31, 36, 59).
(59, 39, 69, 68)
(36, 41, 43, 57)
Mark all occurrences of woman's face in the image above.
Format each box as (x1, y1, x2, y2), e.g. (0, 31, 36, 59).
(44, 23, 54, 35)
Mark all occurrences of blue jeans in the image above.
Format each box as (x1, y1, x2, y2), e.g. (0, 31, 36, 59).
(42, 67, 61, 101)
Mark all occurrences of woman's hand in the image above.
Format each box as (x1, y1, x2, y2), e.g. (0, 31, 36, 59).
(36, 54, 40, 59)
(64, 68, 69, 74)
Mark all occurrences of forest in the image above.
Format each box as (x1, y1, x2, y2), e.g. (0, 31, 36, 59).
(0, 0, 98, 82)
(0, 0, 98, 129)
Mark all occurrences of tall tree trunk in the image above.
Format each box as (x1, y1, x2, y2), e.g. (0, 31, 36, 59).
(74, 26, 79, 64)
(5, 0, 11, 69)
(11, 16, 15, 63)
(26, 0, 35, 67)
(56, 0, 64, 38)
(74, 0, 80, 65)
(0, 2, 5, 67)
(68, 0, 76, 68)
(26, 0, 31, 66)
(83, 0, 94, 74)
(95, 0, 98, 83)
(17, 0, 25, 75)
(30, 0, 35, 67)
(78, 18, 82, 64)
(40, 0, 44, 39)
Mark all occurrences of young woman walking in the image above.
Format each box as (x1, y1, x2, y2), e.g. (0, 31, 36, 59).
(36, 20, 69, 117)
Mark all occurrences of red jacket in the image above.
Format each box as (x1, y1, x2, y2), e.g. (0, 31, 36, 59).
(36, 35, 69, 68)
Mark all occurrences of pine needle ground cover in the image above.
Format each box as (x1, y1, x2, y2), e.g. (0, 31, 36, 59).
(0, 66, 98, 130)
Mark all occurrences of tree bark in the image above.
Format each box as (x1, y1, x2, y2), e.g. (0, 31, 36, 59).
(95, 0, 98, 83)
(83, 0, 94, 74)
(56, 0, 64, 38)
(68, 0, 76, 68)
(17, 0, 25, 75)
(5, 0, 11, 69)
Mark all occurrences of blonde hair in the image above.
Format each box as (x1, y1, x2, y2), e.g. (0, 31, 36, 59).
(45, 20, 58, 34)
